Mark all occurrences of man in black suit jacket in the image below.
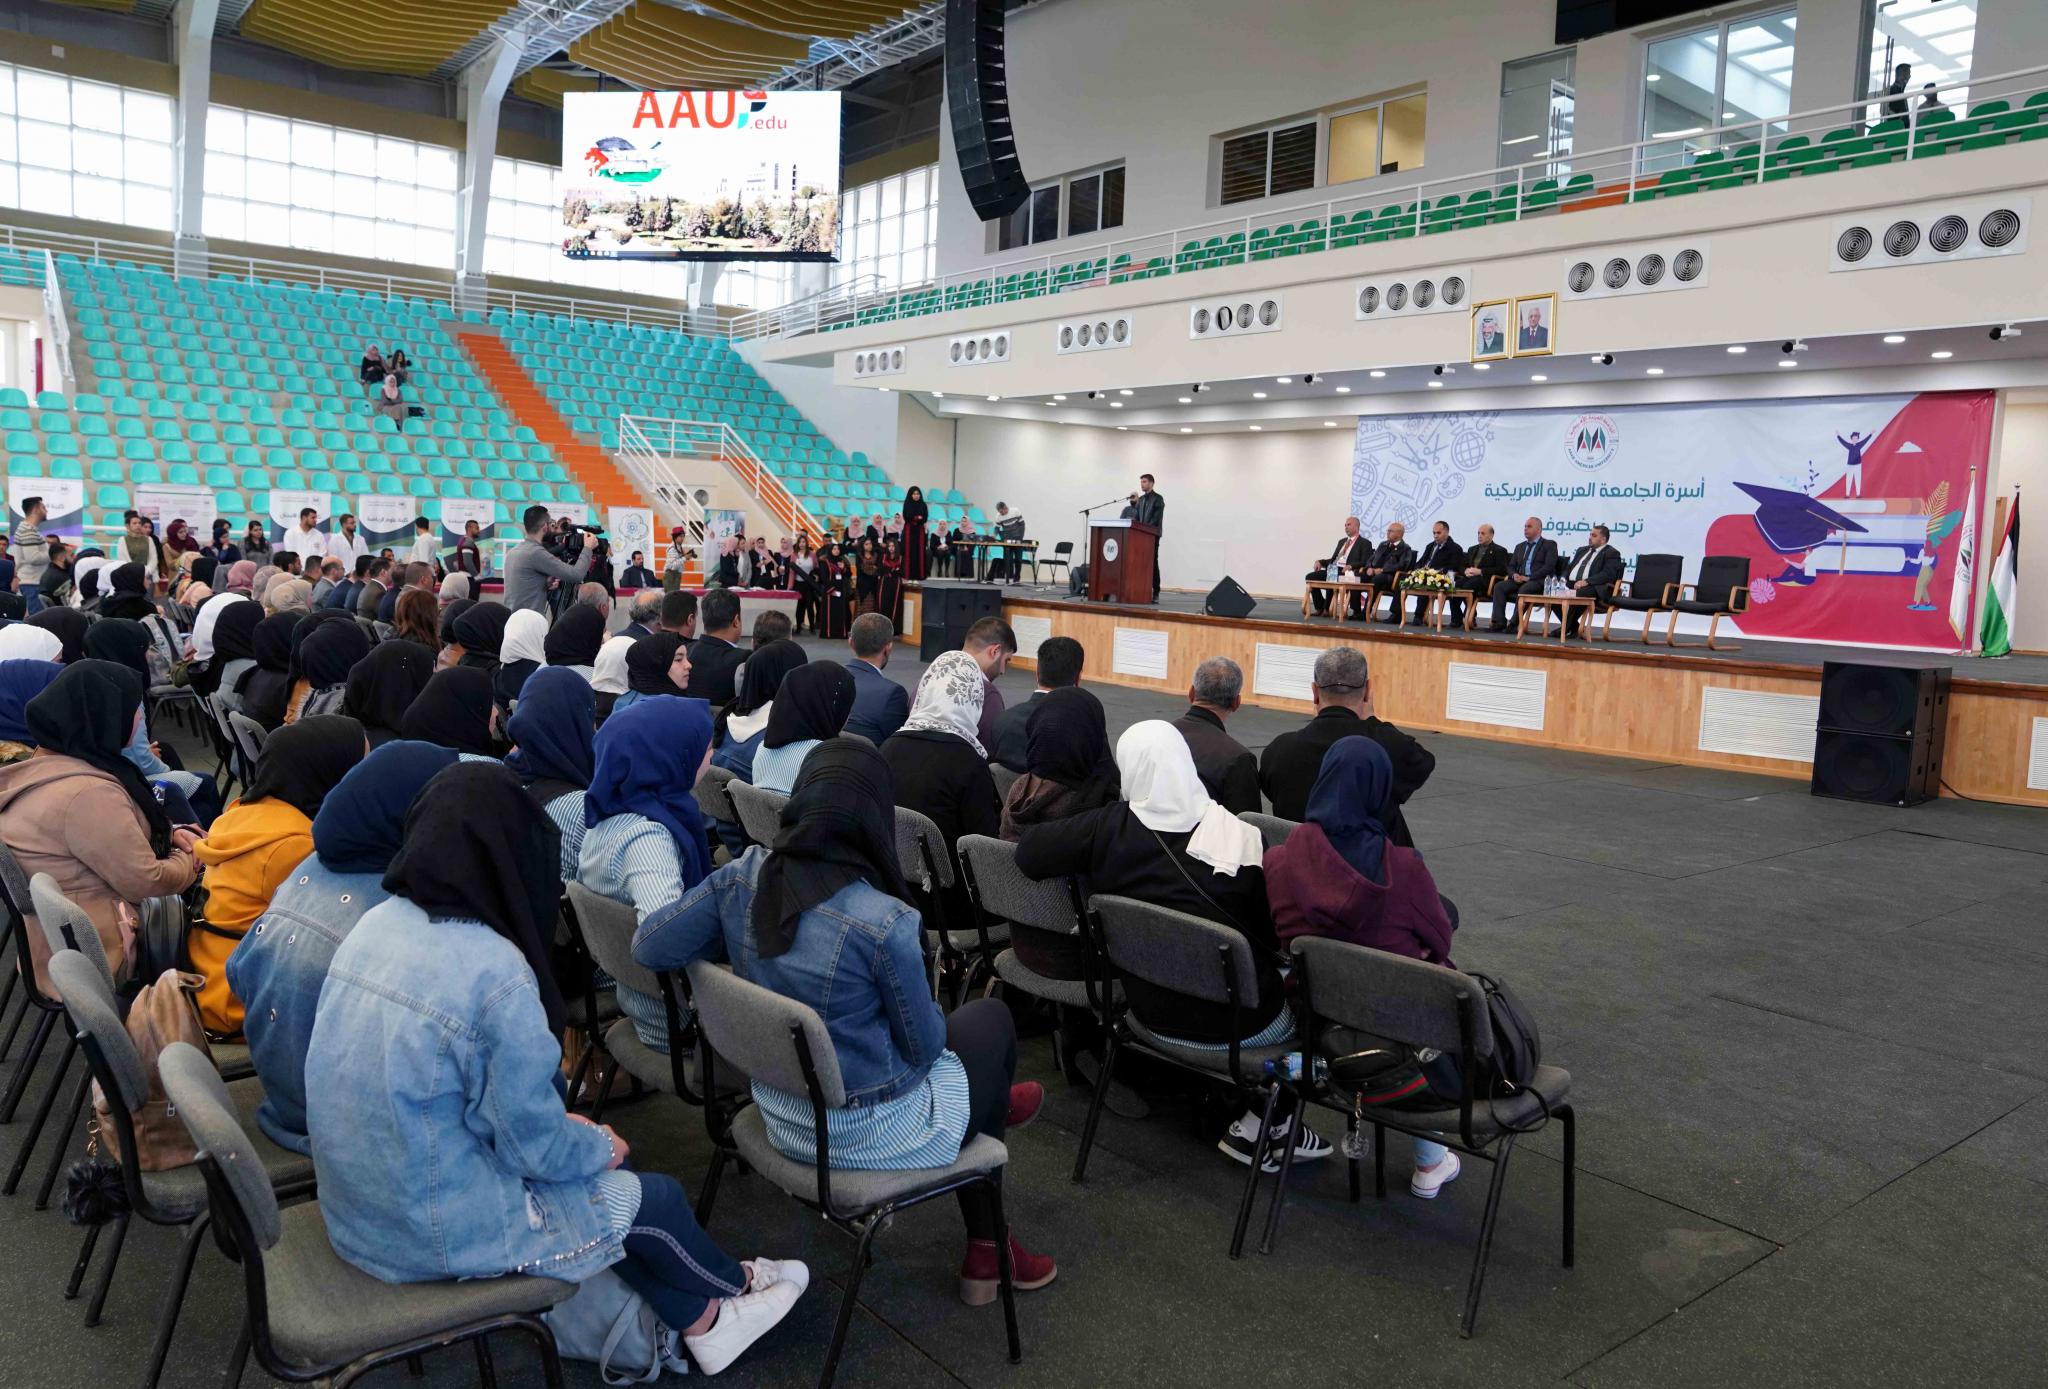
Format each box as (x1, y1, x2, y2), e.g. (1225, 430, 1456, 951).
(989, 635, 1083, 772)
(683, 587, 747, 705)
(1561, 524, 1626, 637)
(1490, 516, 1562, 631)
(1405, 519, 1467, 625)
(843, 611, 910, 744)
(1361, 521, 1418, 622)
(1306, 515, 1372, 617)
(1452, 523, 1511, 628)
(1121, 473, 1165, 599)
(1257, 647, 1433, 844)
(1172, 656, 1261, 815)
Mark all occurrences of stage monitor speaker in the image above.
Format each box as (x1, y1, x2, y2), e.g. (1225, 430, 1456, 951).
(919, 579, 1003, 660)
(1811, 661, 1950, 806)
(947, 0, 1031, 221)
(1204, 576, 1257, 620)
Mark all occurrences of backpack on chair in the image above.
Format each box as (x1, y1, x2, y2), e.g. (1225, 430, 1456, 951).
(92, 968, 214, 1171)
(543, 1267, 692, 1385)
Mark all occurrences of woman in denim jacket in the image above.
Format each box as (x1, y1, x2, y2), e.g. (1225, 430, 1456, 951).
(633, 739, 1060, 1308)
(226, 740, 456, 1154)
(307, 762, 808, 1375)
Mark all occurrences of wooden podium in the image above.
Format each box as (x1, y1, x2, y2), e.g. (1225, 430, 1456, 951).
(1087, 517, 1159, 604)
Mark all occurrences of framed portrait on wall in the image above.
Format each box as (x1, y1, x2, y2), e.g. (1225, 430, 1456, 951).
(1512, 293, 1556, 357)
(1471, 299, 1511, 362)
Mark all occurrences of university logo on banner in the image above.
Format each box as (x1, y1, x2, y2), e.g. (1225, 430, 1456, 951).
(267, 490, 333, 539)
(354, 495, 417, 544)
(133, 485, 221, 534)
(551, 501, 590, 526)
(7, 477, 86, 540)
(439, 495, 496, 547)
(1565, 414, 1620, 471)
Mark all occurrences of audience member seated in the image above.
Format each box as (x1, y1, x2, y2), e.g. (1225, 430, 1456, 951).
(506, 667, 598, 880)
(1258, 647, 1433, 843)
(633, 740, 1057, 1305)
(659, 589, 698, 641)
(621, 589, 661, 640)
(685, 588, 747, 705)
(710, 639, 808, 787)
(0, 659, 201, 991)
(1560, 524, 1624, 638)
(0, 657, 62, 766)
(989, 635, 1083, 773)
(287, 616, 370, 724)
(1263, 738, 1464, 1198)
(1016, 721, 1330, 1169)
(28, 606, 89, 662)
(227, 740, 455, 1153)
(545, 602, 608, 683)
(190, 716, 367, 1034)
(615, 632, 691, 715)
(592, 634, 634, 725)
(391, 587, 440, 650)
(998, 686, 1120, 979)
(343, 638, 435, 747)
(359, 343, 386, 385)
(621, 552, 658, 590)
(354, 557, 393, 621)
(1489, 516, 1562, 632)
(882, 651, 1001, 931)
(843, 611, 908, 743)
(400, 666, 502, 756)
(238, 612, 299, 730)
(199, 601, 263, 718)
(83, 619, 214, 816)
(497, 609, 550, 706)
(308, 762, 806, 1372)
(750, 661, 857, 794)
(578, 696, 716, 1053)
(1172, 656, 1261, 814)
(451, 602, 510, 675)
(960, 617, 1017, 751)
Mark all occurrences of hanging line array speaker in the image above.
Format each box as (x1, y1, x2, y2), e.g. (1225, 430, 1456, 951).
(947, 0, 1031, 222)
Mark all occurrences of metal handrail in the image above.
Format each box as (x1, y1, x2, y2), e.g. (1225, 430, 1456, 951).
(40, 250, 75, 389)
(727, 272, 885, 342)
(732, 58, 2048, 341)
(617, 414, 823, 549)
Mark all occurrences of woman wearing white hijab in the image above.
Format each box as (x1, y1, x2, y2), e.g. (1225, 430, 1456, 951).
(186, 591, 249, 665)
(590, 633, 635, 726)
(1014, 719, 1323, 1167)
(0, 624, 66, 663)
(71, 555, 110, 610)
(495, 608, 550, 706)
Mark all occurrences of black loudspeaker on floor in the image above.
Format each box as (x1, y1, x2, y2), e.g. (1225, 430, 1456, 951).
(1810, 660, 1950, 806)
(1204, 576, 1257, 620)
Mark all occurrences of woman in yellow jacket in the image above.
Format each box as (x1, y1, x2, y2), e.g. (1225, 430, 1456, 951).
(190, 716, 366, 1033)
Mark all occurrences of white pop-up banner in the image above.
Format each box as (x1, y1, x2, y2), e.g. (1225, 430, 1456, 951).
(9, 477, 87, 540)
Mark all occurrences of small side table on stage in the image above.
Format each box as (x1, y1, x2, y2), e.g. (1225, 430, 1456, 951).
(1400, 589, 1455, 633)
(1302, 579, 1374, 620)
(1516, 594, 1598, 642)
(974, 540, 1040, 584)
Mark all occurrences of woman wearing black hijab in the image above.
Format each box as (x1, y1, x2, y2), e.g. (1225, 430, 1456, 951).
(241, 611, 301, 731)
(399, 666, 501, 756)
(709, 638, 808, 787)
(451, 603, 511, 672)
(750, 661, 857, 794)
(28, 607, 88, 664)
(437, 597, 476, 667)
(633, 739, 1057, 1300)
(543, 603, 606, 675)
(101, 562, 157, 622)
(83, 617, 153, 677)
(619, 631, 691, 709)
(344, 640, 435, 748)
(1000, 686, 1120, 843)
(290, 618, 371, 724)
(202, 601, 264, 705)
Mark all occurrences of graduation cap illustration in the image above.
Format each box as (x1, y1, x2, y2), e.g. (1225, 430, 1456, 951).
(1733, 482, 1868, 553)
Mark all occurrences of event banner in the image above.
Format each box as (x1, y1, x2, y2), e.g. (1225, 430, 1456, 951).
(353, 494, 417, 547)
(440, 496, 496, 548)
(133, 485, 220, 535)
(266, 490, 333, 542)
(552, 501, 590, 527)
(608, 506, 655, 567)
(8, 476, 85, 540)
(559, 90, 841, 261)
(1350, 391, 1995, 650)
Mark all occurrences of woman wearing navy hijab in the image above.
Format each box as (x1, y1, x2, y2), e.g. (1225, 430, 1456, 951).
(225, 740, 458, 1154)
(505, 666, 597, 879)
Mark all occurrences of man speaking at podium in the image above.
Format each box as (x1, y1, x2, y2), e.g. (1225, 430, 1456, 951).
(1120, 473, 1164, 600)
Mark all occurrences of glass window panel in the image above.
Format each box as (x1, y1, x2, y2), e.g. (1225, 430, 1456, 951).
(0, 116, 16, 165)
(124, 90, 173, 143)
(518, 158, 555, 204)
(998, 196, 1029, 251)
(291, 121, 334, 170)
(17, 71, 70, 126)
(73, 174, 121, 223)
(374, 180, 416, 223)
(246, 159, 291, 203)
(334, 213, 376, 252)
(245, 200, 290, 246)
(245, 112, 291, 161)
(17, 167, 63, 215)
(879, 214, 901, 257)
(332, 128, 377, 175)
(1219, 131, 1267, 204)
(126, 138, 174, 187)
(291, 207, 333, 252)
(333, 172, 374, 212)
(1643, 26, 1720, 174)
(415, 188, 457, 232)
(375, 220, 413, 264)
(375, 137, 415, 183)
(71, 128, 123, 178)
(0, 165, 14, 211)
(71, 80, 123, 134)
(19, 122, 70, 171)
(206, 106, 243, 154)
(291, 165, 334, 211)
(1028, 184, 1059, 241)
(0, 67, 15, 117)
(1327, 107, 1381, 184)
(126, 184, 172, 230)
(415, 146, 457, 188)
(1101, 165, 1124, 230)
(1067, 171, 1100, 237)
(485, 235, 516, 276)
(1722, 8, 1796, 135)
(1268, 121, 1317, 195)
(202, 194, 244, 239)
(903, 165, 928, 209)
(1380, 95, 1426, 173)
(1499, 50, 1576, 172)
(879, 174, 901, 219)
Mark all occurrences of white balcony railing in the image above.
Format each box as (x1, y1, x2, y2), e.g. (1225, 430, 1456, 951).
(616, 415, 824, 561)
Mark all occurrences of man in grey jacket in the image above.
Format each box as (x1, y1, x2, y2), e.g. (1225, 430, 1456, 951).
(502, 504, 593, 613)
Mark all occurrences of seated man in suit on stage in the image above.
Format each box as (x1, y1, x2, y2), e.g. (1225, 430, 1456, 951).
(1489, 515, 1562, 632)
(1452, 523, 1510, 627)
(1172, 656, 1262, 815)
(1306, 515, 1373, 617)
(1362, 521, 1418, 621)
(1257, 646, 1433, 845)
(1561, 524, 1625, 637)
(1405, 520, 1467, 624)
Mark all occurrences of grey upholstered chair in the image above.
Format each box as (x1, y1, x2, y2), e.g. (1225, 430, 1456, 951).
(227, 710, 269, 777)
(1283, 935, 1576, 1337)
(159, 1041, 573, 1389)
(0, 852, 82, 1208)
(957, 835, 1106, 1017)
(691, 763, 741, 828)
(989, 761, 1022, 802)
(1081, 894, 1296, 1258)
(727, 782, 788, 847)
(48, 951, 314, 1386)
(894, 805, 1005, 1003)
(1239, 812, 1300, 852)
(685, 960, 1020, 1389)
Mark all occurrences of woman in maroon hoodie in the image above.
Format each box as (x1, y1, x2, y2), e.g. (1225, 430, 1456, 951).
(1263, 737, 1465, 1198)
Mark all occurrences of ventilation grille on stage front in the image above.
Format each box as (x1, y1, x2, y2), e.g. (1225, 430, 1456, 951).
(1831, 197, 2030, 272)
(946, 331, 1012, 367)
(1188, 294, 1283, 340)
(1354, 266, 1474, 320)
(947, 0, 1031, 222)
(1561, 239, 1711, 300)
(851, 347, 906, 379)
(1056, 313, 1135, 355)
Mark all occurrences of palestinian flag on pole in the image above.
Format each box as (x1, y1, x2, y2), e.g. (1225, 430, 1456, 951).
(1980, 493, 2019, 658)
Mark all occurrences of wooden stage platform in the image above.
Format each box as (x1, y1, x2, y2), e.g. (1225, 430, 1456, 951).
(903, 583, 2048, 808)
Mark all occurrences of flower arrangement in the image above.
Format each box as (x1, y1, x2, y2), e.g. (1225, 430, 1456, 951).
(1399, 568, 1456, 593)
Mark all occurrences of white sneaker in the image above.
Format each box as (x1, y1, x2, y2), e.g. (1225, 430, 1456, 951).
(1410, 1151, 1462, 1199)
(683, 1278, 804, 1375)
(744, 1257, 810, 1296)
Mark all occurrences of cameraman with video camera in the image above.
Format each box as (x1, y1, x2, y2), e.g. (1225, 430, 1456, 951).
(504, 504, 596, 615)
